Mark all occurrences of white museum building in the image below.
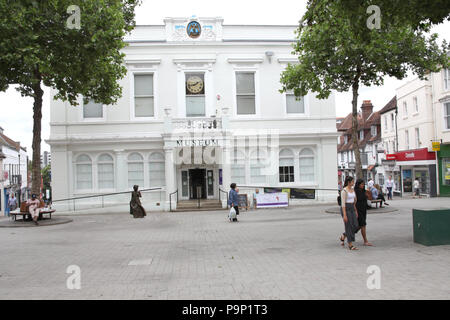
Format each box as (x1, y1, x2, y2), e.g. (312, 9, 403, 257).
(48, 17, 338, 211)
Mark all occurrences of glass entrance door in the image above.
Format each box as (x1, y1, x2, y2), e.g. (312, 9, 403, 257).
(189, 169, 206, 199)
(415, 170, 429, 194)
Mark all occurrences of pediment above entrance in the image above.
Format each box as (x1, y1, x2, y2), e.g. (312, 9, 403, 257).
(164, 16, 224, 42)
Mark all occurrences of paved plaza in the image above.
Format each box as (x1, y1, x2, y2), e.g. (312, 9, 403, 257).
(0, 197, 449, 300)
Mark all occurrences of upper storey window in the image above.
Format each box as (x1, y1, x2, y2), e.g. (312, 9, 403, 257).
(236, 72, 255, 115)
(83, 100, 103, 118)
(134, 74, 154, 117)
(286, 93, 305, 114)
(186, 73, 205, 117)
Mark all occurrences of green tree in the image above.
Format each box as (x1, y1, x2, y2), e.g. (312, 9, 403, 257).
(335, 0, 450, 31)
(281, 0, 449, 179)
(0, 0, 140, 194)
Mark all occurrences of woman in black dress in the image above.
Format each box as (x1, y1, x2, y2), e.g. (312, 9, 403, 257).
(355, 179, 373, 246)
(130, 185, 146, 218)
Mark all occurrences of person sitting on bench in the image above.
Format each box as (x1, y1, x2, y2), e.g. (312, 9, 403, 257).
(26, 194, 41, 225)
(370, 184, 388, 208)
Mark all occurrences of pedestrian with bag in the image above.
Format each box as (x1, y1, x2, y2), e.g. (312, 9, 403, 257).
(339, 176, 359, 251)
(228, 183, 239, 222)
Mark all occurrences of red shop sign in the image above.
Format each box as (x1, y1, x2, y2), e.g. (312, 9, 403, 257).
(386, 154, 397, 160)
(395, 148, 436, 161)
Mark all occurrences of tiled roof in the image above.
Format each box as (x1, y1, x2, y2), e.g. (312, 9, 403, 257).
(337, 102, 381, 152)
(0, 132, 21, 152)
(379, 96, 397, 114)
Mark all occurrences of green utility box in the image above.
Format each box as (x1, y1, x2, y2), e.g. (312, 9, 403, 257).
(412, 208, 450, 246)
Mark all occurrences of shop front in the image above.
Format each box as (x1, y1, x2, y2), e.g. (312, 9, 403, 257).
(387, 148, 437, 197)
(437, 143, 450, 196)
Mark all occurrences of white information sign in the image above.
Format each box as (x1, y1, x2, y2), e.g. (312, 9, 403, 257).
(256, 192, 289, 208)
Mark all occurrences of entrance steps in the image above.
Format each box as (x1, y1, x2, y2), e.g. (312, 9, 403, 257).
(175, 199, 225, 212)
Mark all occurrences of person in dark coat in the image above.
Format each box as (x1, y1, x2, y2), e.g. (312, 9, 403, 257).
(355, 179, 373, 246)
(228, 183, 239, 222)
(130, 185, 146, 218)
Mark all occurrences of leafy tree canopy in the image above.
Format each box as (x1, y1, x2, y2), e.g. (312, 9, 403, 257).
(333, 0, 450, 31)
(0, 0, 140, 105)
(281, 0, 449, 99)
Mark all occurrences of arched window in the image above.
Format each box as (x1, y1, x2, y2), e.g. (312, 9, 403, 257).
(149, 152, 165, 188)
(299, 148, 315, 182)
(75, 154, 92, 190)
(128, 153, 144, 188)
(279, 149, 294, 182)
(250, 149, 267, 184)
(98, 154, 114, 189)
(231, 150, 246, 185)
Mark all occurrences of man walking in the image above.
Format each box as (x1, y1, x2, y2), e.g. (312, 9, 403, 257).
(8, 193, 17, 211)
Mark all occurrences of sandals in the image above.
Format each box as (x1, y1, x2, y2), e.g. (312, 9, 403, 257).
(339, 234, 346, 246)
(348, 245, 359, 250)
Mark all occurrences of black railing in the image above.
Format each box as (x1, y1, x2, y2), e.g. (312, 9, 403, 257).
(52, 188, 163, 202)
(238, 185, 338, 192)
(169, 189, 178, 212)
(52, 187, 163, 212)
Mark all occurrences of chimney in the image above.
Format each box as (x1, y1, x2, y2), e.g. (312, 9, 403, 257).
(0, 126, 3, 134)
(361, 100, 373, 120)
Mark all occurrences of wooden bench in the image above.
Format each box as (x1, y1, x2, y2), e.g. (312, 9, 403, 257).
(370, 199, 382, 208)
(366, 190, 383, 208)
(11, 201, 55, 222)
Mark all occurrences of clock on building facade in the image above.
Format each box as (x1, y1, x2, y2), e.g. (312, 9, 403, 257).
(186, 75, 204, 94)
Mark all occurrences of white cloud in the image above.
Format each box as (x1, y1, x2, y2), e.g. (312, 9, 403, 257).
(0, 85, 51, 157)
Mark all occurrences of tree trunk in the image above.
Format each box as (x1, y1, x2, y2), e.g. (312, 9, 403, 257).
(351, 79, 363, 180)
(31, 69, 43, 196)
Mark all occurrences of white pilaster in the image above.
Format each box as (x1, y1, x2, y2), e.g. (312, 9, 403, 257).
(164, 147, 176, 210)
(221, 141, 231, 208)
(114, 150, 127, 192)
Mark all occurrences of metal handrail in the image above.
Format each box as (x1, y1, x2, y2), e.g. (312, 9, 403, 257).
(169, 189, 178, 212)
(238, 185, 338, 191)
(50, 187, 164, 212)
(52, 187, 163, 202)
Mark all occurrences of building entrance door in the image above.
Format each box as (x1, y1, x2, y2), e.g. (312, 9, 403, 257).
(415, 170, 429, 194)
(189, 169, 206, 199)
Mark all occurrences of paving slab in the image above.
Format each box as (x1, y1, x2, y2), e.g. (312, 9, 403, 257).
(0, 197, 449, 300)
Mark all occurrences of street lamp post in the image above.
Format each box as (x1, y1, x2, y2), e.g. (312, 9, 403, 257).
(0, 151, 6, 215)
(18, 154, 21, 206)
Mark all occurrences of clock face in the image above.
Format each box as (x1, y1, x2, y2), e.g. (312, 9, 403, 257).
(186, 76, 204, 94)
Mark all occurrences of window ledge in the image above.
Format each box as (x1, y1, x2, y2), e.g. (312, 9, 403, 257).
(412, 112, 419, 116)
